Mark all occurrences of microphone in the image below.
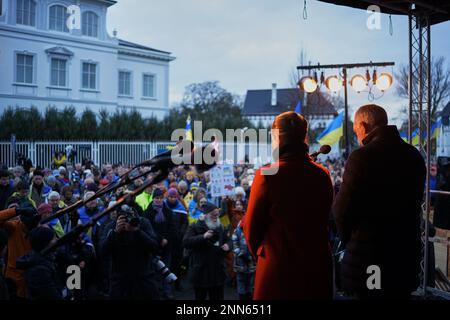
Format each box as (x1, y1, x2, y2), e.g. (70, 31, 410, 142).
(310, 145, 331, 159)
(141, 143, 217, 173)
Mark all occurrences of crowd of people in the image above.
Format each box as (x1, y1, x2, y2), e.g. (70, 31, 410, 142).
(1, 153, 309, 300)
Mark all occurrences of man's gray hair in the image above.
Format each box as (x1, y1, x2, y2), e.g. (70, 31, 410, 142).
(355, 104, 388, 128)
(178, 180, 188, 189)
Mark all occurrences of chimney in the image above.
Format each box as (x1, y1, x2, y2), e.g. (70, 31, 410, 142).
(271, 83, 277, 107)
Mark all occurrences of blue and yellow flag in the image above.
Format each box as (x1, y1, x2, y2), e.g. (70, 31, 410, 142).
(294, 100, 302, 114)
(431, 119, 442, 140)
(411, 128, 419, 146)
(317, 112, 344, 146)
(185, 115, 193, 141)
(399, 130, 408, 142)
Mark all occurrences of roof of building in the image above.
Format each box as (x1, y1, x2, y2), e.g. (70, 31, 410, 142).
(242, 88, 337, 117)
(118, 39, 171, 55)
(441, 100, 450, 117)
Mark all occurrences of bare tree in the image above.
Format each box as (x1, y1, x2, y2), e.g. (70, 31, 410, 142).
(396, 56, 450, 121)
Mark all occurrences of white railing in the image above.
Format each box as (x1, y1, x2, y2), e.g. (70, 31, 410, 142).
(0, 140, 274, 168)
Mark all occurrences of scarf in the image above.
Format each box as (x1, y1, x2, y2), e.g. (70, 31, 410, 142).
(153, 202, 165, 223)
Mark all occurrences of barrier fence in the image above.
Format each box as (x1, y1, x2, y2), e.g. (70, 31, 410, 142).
(0, 140, 274, 168)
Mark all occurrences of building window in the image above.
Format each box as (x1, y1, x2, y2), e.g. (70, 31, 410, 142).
(16, 0, 36, 26)
(82, 62, 97, 90)
(16, 53, 34, 84)
(82, 11, 98, 37)
(119, 71, 132, 96)
(50, 58, 67, 87)
(49, 5, 69, 32)
(143, 74, 155, 98)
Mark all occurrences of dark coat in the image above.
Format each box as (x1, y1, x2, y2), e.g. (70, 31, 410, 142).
(0, 183, 14, 210)
(183, 218, 231, 288)
(333, 125, 426, 297)
(100, 217, 160, 299)
(243, 144, 334, 300)
(144, 201, 176, 248)
(16, 251, 62, 300)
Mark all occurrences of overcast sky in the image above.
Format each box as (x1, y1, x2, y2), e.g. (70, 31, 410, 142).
(106, 0, 450, 125)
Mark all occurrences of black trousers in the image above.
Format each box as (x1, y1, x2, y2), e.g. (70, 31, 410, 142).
(194, 286, 224, 301)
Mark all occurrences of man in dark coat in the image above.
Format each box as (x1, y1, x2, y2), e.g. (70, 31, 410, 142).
(243, 111, 334, 300)
(0, 170, 14, 210)
(16, 226, 62, 300)
(144, 188, 176, 299)
(183, 203, 231, 300)
(100, 205, 160, 299)
(333, 104, 426, 299)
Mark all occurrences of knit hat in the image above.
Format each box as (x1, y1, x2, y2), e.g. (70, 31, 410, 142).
(47, 175, 57, 184)
(37, 203, 52, 216)
(99, 178, 110, 186)
(29, 226, 55, 251)
(168, 188, 178, 197)
(202, 202, 218, 215)
(52, 170, 60, 177)
(152, 188, 164, 198)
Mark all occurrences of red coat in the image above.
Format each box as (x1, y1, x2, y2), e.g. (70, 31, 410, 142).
(243, 150, 334, 300)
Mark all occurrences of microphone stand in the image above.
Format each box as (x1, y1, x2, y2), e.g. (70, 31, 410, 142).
(40, 169, 168, 256)
(40, 165, 153, 225)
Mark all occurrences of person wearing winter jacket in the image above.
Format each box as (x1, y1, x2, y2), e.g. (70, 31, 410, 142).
(232, 219, 256, 300)
(183, 203, 231, 300)
(16, 226, 62, 300)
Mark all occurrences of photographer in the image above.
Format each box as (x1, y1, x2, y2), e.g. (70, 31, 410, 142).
(183, 203, 231, 301)
(100, 205, 160, 299)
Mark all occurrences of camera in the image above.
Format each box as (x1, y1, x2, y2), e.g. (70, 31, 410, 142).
(117, 204, 140, 227)
(152, 256, 177, 283)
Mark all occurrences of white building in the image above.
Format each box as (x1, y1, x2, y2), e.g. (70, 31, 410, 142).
(0, 0, 175, 119)
(243, 83, 337, 129)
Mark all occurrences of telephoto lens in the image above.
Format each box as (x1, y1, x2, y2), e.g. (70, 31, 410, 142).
(153, 256, 177, 283)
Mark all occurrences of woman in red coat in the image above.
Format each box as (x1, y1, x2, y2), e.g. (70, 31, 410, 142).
(243, 111, 334, 300)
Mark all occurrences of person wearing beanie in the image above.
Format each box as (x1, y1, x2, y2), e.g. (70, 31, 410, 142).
(38, 201, 65, 239)
(30, 170, 52, 207)
(164, 187, 188, 291)
(16, 226, 62, 300)
(183, 202, 231, 300)
(46, 175, 61, 194)
(144, 188, 176, 299)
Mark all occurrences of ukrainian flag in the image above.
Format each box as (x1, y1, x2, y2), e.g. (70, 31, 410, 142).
(411, 128, 419, 146)
(317, 112, 344, 146)
(185, 115, 193, 141)
(399, 130, 408, 142)
(431, 119, 442, 140)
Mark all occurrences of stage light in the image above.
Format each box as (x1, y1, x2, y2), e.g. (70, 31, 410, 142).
(376, 72, 393, 91)
(372, 69, 377, 85)
(325, 76, 343, 92)
(298, 76, 318, 93)
(350, 74, 367, 92)
(365, 69, 371, 82)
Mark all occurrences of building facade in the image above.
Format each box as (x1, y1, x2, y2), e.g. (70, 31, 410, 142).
(0, 0, 175, 119)
(243, 83, 338, 129)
